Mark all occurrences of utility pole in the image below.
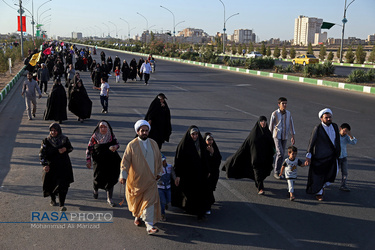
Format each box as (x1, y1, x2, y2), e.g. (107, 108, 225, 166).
(19, 0, 24, 58)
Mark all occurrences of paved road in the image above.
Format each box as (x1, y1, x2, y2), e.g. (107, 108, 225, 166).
(0, 47, 374, 249)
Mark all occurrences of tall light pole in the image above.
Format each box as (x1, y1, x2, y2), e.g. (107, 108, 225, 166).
(95, 25, 103, 38)
(119, 18, 130, 40)
(18, 0, 24, 58)
(36, 0, 52, 25)
(102, 22, 110, 37)
(38, 8, 51, 25)
(339, 0, 355, 63)
(160, 5, 175, 42)
(108, 21, 118, 38)
(219, 0, 226, 54)
(137, 12, 148, 31)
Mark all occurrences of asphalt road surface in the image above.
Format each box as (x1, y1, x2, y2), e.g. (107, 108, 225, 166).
(0, 47, 374, 250)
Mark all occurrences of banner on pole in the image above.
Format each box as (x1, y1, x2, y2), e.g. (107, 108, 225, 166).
(17, 16, 26, 32)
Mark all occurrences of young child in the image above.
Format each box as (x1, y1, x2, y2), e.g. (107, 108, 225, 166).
(93, 77, 110, 113)
(157, 155, 175, 221)
(280, 146, 306, 201)
(338, 123, 357, 192)
(114, 66, 120, 83)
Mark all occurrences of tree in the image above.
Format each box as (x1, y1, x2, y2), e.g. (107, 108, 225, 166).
(307, 43, 314, 55)
(327, 51, 334, 61)
(345, 46, 355, 63)
(355, 45, 366, 64)
(273, 46, 280, 58)
(290, 47, 296, 59)
(249, 42, 254, 52)
(260, 42, 266, 55)
(368, 45, 375, 63)
(231, 43, 237, 55)
(266, 46, 271, 57)
(319, 45, 326, 60)
(238, 44, 243, 55)
(281, 45, 287, 59)
(336, 47, 341, 59)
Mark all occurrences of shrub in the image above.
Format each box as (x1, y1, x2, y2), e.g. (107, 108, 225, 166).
(366, 69, 375, 81)
(345, 46, 355, 63)
(347, 69, 367, 83)
(273, 65, 283, 73)
(327, 51, 334, 61)
(245, 57, 275, 70)
(322, 61, 335, 76)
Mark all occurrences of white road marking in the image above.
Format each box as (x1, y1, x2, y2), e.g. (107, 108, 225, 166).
(173, 86, 189, 92)
(225, 105, 259, 118)
(235, 84, 252, 87)
(309, 102, 360, 114)
(219, 180, 302, 247)
(133, 109, 144, 117)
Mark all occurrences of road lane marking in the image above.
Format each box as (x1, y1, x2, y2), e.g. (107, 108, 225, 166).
(225, 105, 259, 118)
(309, 102, 360, 114)
(133, 109, 144, 117)
(219, 180, 302, 247)
(173, 86, 189, 92)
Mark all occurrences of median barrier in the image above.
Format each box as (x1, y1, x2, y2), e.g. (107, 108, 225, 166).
(0, 66, 26, 105)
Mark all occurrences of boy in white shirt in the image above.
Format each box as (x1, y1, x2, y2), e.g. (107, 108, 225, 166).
(280, 146, 306, 201)
(93, 77, 110, 113)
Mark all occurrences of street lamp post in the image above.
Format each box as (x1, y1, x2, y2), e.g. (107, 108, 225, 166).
(95, 25, 103, 38)
(339, 0, 355, 63)
(119, 18, 130, 41)
(219, 0, 225, 54)
(108, 21, 118, 38)
(136, 12, 148, 31)
(160, 5, 175, 42)
(38, 8, 51, 25)
(36, 0, 52, 25)
(18, 0, 24, 58)
(102, 22, 110, 37)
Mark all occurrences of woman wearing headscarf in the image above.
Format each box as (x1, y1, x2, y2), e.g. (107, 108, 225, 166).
(203, 132, 222, 214)
(121, 60, 130, 83)
(173, 125, 211, 220)
(93, 63, 102, 88)
(223, 116, 275, 195)
(113, 55, 121, 72)
(144, 93, 172, 149)
(43, 78, 67, 124)
(40, 123, 74, 211)
(106, 56, 113, 73)
(129, 58, 137, 81)
(68, 76, 92, 123)
(86, 120, 121, 207)
(137, 57, 145, 80)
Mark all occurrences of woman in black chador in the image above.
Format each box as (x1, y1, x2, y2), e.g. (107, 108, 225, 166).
(86, 120, 121, 207)
(68, 76, 92, 123)
(43, 78, 67, 124)
(129, 58, 137, 81)
(223, 116, 275, 195)
(203, 132, 222, 214)
(40, 123, 74, 211)
(144, 93, 172, 149)
(106, 56, 113, 73)
(137, 57, 145, 80)
(93, 63, 102, 87)
(113, 56, 121, 72)
(173, 125, 211, 220)
(121, 60, 130, 83)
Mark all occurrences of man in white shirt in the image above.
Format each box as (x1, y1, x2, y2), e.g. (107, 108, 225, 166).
(21, 71, 42, 120)
(140, 60, 152, 85)
(93, 77, 110, 113)
(305, 108, 341, 201)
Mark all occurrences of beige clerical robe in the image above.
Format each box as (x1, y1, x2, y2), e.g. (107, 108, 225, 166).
(121, 138, 162, 224)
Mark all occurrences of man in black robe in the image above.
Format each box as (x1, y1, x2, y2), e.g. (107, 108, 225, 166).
(305, 108, 340, 201)
(144, 93, 172, 149)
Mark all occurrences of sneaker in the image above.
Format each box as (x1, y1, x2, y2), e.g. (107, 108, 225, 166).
(107, 200, 116, 207)
(273, 173, 281, 180)
(147, 228, 159, 235)
(101, 109, 105, 113)
(32, 113, 36, 117)
(103, 111, 108, 114)
(339, 186, 351, 192)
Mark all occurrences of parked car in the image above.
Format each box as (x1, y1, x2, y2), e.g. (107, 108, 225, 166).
(246, 51, 263, 58)
(292, 54, 319, 66)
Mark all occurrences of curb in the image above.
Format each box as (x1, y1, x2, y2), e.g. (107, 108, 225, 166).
(0, 66, 26, 104)
(71, 44, 375, 95)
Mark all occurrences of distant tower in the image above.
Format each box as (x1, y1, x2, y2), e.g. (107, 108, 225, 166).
(294, 15, 323, 46)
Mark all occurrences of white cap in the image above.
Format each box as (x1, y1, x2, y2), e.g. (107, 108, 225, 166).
(134, 120, 151, 133)
(318, 108, 332, 118)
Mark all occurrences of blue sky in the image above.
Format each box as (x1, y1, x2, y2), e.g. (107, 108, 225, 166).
(1, 0, 374, 41)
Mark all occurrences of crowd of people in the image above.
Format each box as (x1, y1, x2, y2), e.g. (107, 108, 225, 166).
(23, 41, 358, 235)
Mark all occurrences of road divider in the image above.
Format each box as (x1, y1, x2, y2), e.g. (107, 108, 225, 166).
(0, 66, 26, 104)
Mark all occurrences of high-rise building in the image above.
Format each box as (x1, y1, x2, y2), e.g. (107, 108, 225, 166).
(72, 32, 82, 39)
(294, 15, 323, 46)
(233, 29, 255, 44)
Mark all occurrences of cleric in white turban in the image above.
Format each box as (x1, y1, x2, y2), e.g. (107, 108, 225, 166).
(305, 108, 340, 201)
(134, 120, 151, 133)
(318, 108, 332, 119)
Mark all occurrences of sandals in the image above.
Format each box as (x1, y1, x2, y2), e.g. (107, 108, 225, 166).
(315, 195, 323, 201)
(258, 190, 264, 195)
(134, 218, 141, 226)
(147, 228, 159, 235)
(290, 196, 295, 201)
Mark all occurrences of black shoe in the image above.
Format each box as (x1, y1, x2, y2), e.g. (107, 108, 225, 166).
(93, 191, 98, 199)
(107, 200, 116, 207)
(50, 200, 57, 206)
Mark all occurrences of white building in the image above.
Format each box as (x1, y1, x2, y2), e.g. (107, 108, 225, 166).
(72, 32, 82, 39)
(367, 34, 375, 43)
(314, 32, 327, 45)
(294, 15, 324, 46)
(233, 29, 255, 44)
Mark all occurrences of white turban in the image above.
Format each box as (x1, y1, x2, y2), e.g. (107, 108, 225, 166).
(134, 120, 151, 133)
(318, 108, 333, 118)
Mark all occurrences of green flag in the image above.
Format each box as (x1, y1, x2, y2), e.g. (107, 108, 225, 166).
(321, 22, 335, 29)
